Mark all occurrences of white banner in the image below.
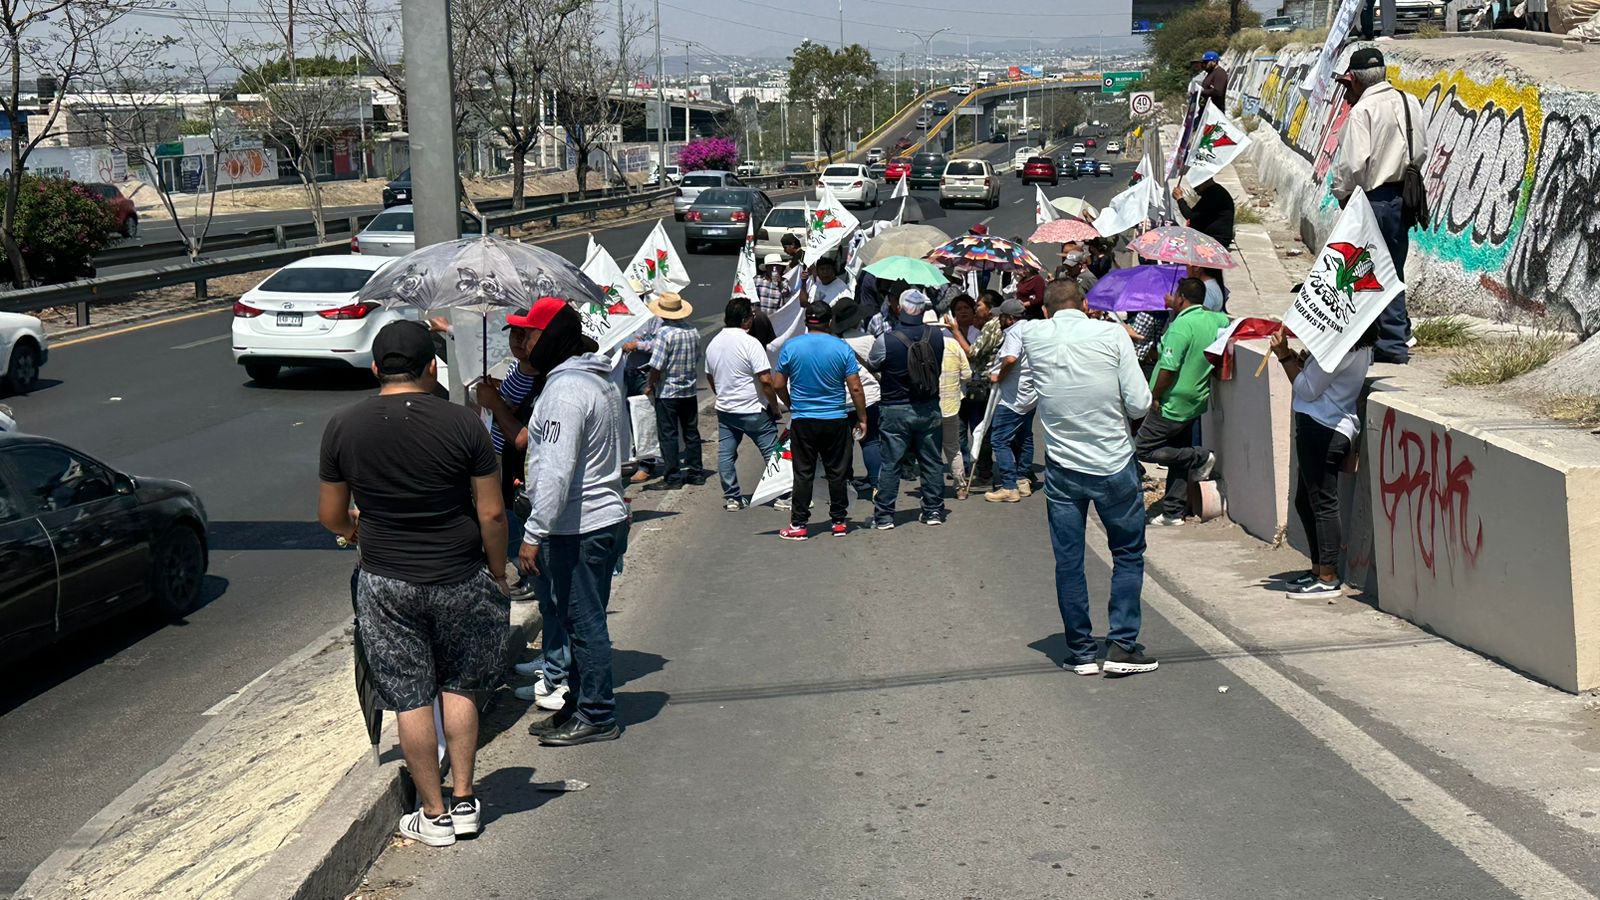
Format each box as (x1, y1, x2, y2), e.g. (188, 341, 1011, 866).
(627, 393, 659, 461)
(765, 298, 806, 361)
(1184, 102, 1252, 186)
(891, 172, 908, 200)
(1302, 0, 1365, 108)
(579, 238, 650, 356)
(731, 218, 759, 302)
(749, 428, 794, 506)
(1282, 190, 1404, 368)
(625, 219, 691, 297)
(969, 389, 1001, 452)
(1096, 138, 1165, 236)
(1034, 184, 1059, 225)
(802, 184, 859, 266)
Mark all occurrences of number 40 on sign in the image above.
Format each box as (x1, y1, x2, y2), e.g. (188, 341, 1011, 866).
(1129, 91, 1156, 118)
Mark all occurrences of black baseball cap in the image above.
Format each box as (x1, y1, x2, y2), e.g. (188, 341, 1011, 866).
(1340, 47, 1385, 79)
(372, 320, 435, 377)
(804, 300, 834, 326)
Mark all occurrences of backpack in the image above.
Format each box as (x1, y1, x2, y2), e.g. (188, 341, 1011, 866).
(890, 327, 940, 399)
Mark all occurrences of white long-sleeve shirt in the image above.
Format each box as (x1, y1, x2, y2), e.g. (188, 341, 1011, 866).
(1019, 310, 1152, 477)
(1331, 82, 1427, 205)
(1292, 346, 1373, 440)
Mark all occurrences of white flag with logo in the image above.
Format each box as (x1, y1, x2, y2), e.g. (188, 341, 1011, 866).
(802, 183, 859, 266)
(891, 172, 909, 200)
(750, 428, 794, 506)
(578, 238, 650, 356)
(625, 219, 690, 297)
(731, 218, 759, 301)
(1096, 141, 1164, 236)
(1282, 189, 1404, 368)
(1034, 184, 1060, 225)
(1184, 102, 1252, 186)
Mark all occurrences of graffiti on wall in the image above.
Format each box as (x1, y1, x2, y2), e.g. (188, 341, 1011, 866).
(1505, 107, 1600, 335)
(1377, 408, 1484, 585)
(218, 148, 277, 186)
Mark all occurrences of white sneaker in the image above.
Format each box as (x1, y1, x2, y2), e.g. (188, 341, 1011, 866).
(1065, 661, 1100, 676)
(773, 495, 792, 511)
(1156, 514, 1185, 527)
(512, 657, 545, 677)
(1192, 450, 1217, 482)
(398, 809, 455, 847)
(535, 683, 570, 711)
(450, 797, 481, 837)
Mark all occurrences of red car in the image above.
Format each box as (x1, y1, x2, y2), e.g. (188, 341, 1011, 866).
(884, 157, 912, 182)
(893, 136, 914, 151)
(85, 183, 139, 237)
(1084, 137, 1098, 149)
(1021, 157, 1058, 186)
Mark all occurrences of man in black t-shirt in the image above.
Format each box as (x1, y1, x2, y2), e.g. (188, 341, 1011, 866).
(318, 320, 509, 848)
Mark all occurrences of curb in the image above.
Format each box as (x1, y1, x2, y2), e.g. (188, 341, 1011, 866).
(230, 599, 542, 900)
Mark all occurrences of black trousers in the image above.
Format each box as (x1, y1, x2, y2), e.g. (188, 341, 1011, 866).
(1293, 413, 1353, 570)
(1135, 411, 1204, 518)
(654, 395, 703, 484)
(790, 417, 853, 526)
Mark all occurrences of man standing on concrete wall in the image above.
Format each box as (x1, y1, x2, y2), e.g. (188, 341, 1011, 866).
(1198, 51, 1229, 112)
(1330, 48, 1427, 365)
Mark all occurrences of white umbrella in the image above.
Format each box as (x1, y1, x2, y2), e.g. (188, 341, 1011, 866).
(1049, 196, 1101, 220)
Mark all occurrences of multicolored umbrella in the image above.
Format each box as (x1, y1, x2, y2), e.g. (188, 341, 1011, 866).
(864, 255, 948, 287)
(1028, 218, 1101, 245)
(1127, 225, 1236, 270)
(925, 234, 1045, 272)
(1085, 264, 1186, 313)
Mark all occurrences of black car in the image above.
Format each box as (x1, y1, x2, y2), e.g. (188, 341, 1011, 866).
(0, 432, 209, 656)
(909, 151, 948, 189)
(931, 100, 950, 116)
(1057, 155, 1080, 179)
(990, 131, 1007, 143)
(382, 169, 412, 207)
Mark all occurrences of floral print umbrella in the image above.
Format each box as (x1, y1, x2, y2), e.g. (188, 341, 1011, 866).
(924, 234, 1045, 272)
(1028, 218, 1102, 245)
(1127, 225, 1237, 270)
(358, 234, 606, 314)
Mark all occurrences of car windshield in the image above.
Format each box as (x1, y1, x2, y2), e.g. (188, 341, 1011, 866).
(696, 189, 749, 206)
(1027, 157, 1051, 165)
(391, 169, 410, 183)
(913, 155, 945, 166)
(258, 266, 379, 294)
(765, 207, 808, 228)
(365, 211, 414, 232)
(823, 166, 860, 177)
(681, 175, 723, 187)
(945, 161, 986, 176)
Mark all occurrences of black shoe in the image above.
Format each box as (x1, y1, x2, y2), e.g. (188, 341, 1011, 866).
(538, 718, 622, 746)
(1374, 351, 1410, 365)
(919, 509, 947, 526)
(646, 481, 683, 491)
(526, 705, 575, 736)
(686, 475, 707, 486)
(1102, 644, 1159, 676)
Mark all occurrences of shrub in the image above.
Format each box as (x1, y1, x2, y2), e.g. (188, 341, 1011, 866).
(1235, 206, 1264, 225)
(1147, 3, 1262, 99)
(1445, 332, 1565, 385)
(678, 137, 740, 173)
(1412, 315, 1478, 349)
(0, 176, 118, 284)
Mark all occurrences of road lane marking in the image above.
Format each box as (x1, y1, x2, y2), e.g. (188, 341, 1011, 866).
(51, 307, 228, 348)
(1124, 543, 1599, 900)
(979, 216, 994, 226)
(172, 334, 229, 350)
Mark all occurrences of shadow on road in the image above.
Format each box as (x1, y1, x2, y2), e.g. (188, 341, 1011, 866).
(0, 378, 63, 401)
(208, 520, 345, 552)
(0, 574, 229, 716)
(242, 369, 376, 392)
(474, 765, 568, 827)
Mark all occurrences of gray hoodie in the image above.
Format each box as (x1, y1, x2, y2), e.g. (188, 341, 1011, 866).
(521, 353, 627, 541)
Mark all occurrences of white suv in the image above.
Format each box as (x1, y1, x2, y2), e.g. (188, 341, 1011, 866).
(939, 159, 998, 209)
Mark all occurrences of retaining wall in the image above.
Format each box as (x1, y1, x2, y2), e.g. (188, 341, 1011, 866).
(1202, 340, 1295, 543)
(1225, 41, 1600, 336)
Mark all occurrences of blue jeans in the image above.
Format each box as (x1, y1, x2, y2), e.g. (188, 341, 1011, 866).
(989, 405, 1036, 490)
(875, 400, 945, 521)
(1045, 459, 1147, 664)
(853, 403, 882, 492)
(1368, 184, 1412, 362)
(545, 520, 628, 726)
(718, 410, 780, 500)
(508, 510, 566, 686)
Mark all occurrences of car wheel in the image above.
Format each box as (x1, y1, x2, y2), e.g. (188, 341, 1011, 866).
(121, 214, 138, 238)
(674, 212, 685, 221)
(245, 363, 279, 384)
(150, 525, 206, 619)
(4, 340, 41, 394)
(939, 198, 950, 209)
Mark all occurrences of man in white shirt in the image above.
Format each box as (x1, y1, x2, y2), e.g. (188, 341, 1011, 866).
(984, 299, 1038, 504)
(805, 257, 852, 308)
(1331, 47, 1426, 365)
(705, 297, 782, 510)
(1020, 280, 1158, 678)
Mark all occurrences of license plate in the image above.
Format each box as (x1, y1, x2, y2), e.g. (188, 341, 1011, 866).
(276, 312, 303, 327)
(703, 228, 726, 236)
(394, 192, 408, 200)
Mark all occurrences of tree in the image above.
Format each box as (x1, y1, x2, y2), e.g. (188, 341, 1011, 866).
(787, 41, 877, 162)
(0, 0, 141, 286)
(679, 137, 738, 172)
(1146, 2, 1261, 99)
(549, 1, 643, 198)
(456, 0, 587, 209)
(0, 175, 117, 283)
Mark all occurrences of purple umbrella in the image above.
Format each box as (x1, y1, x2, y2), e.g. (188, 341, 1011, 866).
(1086, 264, 1186, 312)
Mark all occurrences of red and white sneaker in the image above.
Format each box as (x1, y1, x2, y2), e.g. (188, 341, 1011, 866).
(778, 525, 809, 541)
(831, 521, 850, 537)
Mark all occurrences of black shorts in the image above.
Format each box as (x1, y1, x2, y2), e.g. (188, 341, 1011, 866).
(355, 569, 510, 712)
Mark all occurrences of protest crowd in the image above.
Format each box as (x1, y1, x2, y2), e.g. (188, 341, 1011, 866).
(317, 48, 1412, 847)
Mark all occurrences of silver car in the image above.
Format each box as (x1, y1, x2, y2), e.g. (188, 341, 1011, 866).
(938, 159, 998, 209)
(673, 171, 745, 220)
(350, 205, 485, 257)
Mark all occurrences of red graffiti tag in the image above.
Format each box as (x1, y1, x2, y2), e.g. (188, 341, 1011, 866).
(1378, 408, 1484, 580)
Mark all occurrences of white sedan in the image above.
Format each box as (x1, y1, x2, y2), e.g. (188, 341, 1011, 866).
(231, 256, 413, 384)
(0, 310, 47, 396)
(814, 164, 880, 208)
(1071, 143, 1087, 156)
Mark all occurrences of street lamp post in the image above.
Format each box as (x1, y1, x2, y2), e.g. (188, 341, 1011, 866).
(896, 27, 949, 96)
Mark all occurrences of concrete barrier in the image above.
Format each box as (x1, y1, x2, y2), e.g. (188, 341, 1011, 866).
(1202, 339, 1295, 543)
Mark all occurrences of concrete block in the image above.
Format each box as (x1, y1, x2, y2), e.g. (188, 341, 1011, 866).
(1365, 393, 1600, 692)
(1202, 339, 1295, 543)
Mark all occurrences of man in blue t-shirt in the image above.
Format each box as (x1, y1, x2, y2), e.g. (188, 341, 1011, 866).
(774, 301, 869, 540)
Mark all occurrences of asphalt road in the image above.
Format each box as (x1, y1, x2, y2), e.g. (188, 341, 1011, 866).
(0, 170, 1125, 891)
(128, 204, 380, 250)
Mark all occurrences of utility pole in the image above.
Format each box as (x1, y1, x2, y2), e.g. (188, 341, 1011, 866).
(654, 0, 666, 172)
(287, 0, 296, 80)
(897, 27, 949, 96)
(838, 0, 845, 49)
(1229, 0, 1241, 33)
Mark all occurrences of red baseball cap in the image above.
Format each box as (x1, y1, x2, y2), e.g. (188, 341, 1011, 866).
(969, 223, 988, 236)
(503, 296, 566, 330)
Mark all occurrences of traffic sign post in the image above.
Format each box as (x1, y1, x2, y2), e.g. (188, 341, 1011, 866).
(1101, 71, 1143, 94)
(1129, 91, 1156, 118)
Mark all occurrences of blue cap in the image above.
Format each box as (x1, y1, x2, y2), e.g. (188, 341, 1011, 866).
(1202, 51, 1221, 62)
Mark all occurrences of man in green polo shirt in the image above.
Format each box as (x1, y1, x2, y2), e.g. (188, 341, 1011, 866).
(1135, 277, 1229, 526)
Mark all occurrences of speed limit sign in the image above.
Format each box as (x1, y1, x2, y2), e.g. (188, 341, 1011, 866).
(1129, 91, 1156, 118)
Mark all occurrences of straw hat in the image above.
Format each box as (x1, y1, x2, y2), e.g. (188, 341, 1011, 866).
(648, 291, 694, 320)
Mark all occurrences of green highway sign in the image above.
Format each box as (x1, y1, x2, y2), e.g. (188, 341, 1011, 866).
(1101, 71, 1143, 93)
